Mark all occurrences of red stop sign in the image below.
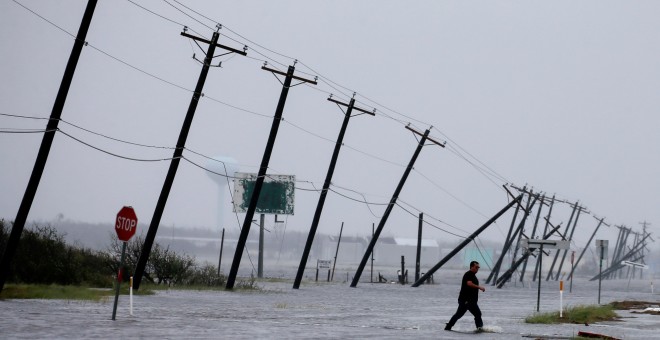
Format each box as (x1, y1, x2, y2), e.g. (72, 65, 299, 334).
(115, 206, 138, 242)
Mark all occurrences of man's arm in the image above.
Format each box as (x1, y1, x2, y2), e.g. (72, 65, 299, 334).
(467, 280, 485, 292)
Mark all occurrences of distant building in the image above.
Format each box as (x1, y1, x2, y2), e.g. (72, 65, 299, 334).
(320, 235, 440, 266)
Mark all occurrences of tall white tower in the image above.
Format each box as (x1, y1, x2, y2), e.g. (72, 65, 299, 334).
(205, 156, 239, 228)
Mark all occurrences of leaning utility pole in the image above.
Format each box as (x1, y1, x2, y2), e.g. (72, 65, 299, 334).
(496, 223, 562, 288)
(330, 222, 344, 282)
(351, 126, 445, 287)
(519, 195, 545, 282)
(226, 63, 317, 289)
(553, 205, 585, 280)
(567, 217, 605, 281)
(133, 28, 246, 290)
(293, 95, 374, 289)
(0, 0, 98, 293)
(486, 186, 525, 285)
(511, 192, 537, 261)
(545, 202, 578, 281)
(533, 195, 555, 281)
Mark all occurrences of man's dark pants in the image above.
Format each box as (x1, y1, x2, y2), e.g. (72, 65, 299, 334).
(447, 299, 483, 329)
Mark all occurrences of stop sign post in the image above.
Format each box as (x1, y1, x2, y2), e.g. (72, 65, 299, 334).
(112, 206, 137, 321)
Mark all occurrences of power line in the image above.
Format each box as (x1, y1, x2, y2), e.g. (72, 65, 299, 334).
(395, 202, 466, 238)
(11, 0, 75, 39)
(58, 129, 177, 162)
(126, 0, 204, 37)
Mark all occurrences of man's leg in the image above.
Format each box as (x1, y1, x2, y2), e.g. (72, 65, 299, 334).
(467, 302, 483, 328)
(446, 300, 469, 330)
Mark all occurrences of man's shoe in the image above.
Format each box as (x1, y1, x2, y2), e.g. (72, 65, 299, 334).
(476, 327, 484, 333)
(444, 323, 452, 331)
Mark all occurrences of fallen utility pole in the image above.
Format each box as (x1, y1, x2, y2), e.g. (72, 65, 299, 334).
(0, 0, 98, 293)
(226, 63, 317, 289)
(351, 126, 445, 288)
(293, 95, 373, 289)
(590, 233, 651, 281)
(133, 28, 246, 290)
(412, 194, 523, 287)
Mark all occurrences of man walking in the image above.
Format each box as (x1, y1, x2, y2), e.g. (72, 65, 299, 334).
(445, 261, 485, 332)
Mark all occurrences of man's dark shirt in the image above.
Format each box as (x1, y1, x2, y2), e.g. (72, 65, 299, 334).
(458, 270, 479, 303)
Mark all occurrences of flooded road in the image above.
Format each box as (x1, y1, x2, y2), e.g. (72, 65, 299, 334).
(1, 273, 659, 339)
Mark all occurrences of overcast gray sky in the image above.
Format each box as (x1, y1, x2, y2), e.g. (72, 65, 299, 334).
(1, 1, 658, 248)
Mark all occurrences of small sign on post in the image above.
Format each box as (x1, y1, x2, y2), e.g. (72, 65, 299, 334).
(519, 238, 570, 312)
(595, 240, 608, 260)
(595, 239, 608, 304)
(316, 260, 331, 282)
(112, 206, 138, 321)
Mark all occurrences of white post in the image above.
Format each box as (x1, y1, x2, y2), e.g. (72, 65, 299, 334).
(130, 276, 133, 316)
(559, 280, 564, 318)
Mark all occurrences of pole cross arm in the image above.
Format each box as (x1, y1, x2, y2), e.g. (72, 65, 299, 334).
(181, 32, 247, 56)
(503, 184, 530, 213)
(405, 125, 445, 147)
(262, 66, 317, 85)
(327, 97, 374, 115)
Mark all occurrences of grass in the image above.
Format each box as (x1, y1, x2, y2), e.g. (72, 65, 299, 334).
(525, 304, 618, 324)
(0, 283, 154, 301)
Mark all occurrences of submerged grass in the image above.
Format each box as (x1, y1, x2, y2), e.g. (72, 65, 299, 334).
(0, 283, 154, 301)
(525, 304, 618, 324)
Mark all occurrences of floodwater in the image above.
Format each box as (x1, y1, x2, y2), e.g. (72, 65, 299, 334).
(1, 271, 659, 339)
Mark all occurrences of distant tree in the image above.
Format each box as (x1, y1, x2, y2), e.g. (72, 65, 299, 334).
(186, 263, 225, 287)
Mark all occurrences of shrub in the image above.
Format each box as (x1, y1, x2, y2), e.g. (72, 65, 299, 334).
(0, 220, 113, 287)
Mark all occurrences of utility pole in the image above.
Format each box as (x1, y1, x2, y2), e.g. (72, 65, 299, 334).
(226, 62, 317, 289)
(546, 202, 577, 281)
(258, 214, 265, 278)
(520, 195, 544, 282)
(293, 94, 374, 289)
(567, 217, 605, 281)
(510, 192, 537, 270)
(330, 222, 343, 281)
(415, 213, 423, 282)
(371, 223, 375, 283)
(533, 195, 555, 281)
(554, 205, 585, 280)
(639, 221, 651, 280)
(351, 126, 445, 287)
(218, 228, 225, 276)
(486, 185, 525, 285)
(133, 28, 247, 290)
(0, 0, 98, 293)
(414, 194, 524, 287)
